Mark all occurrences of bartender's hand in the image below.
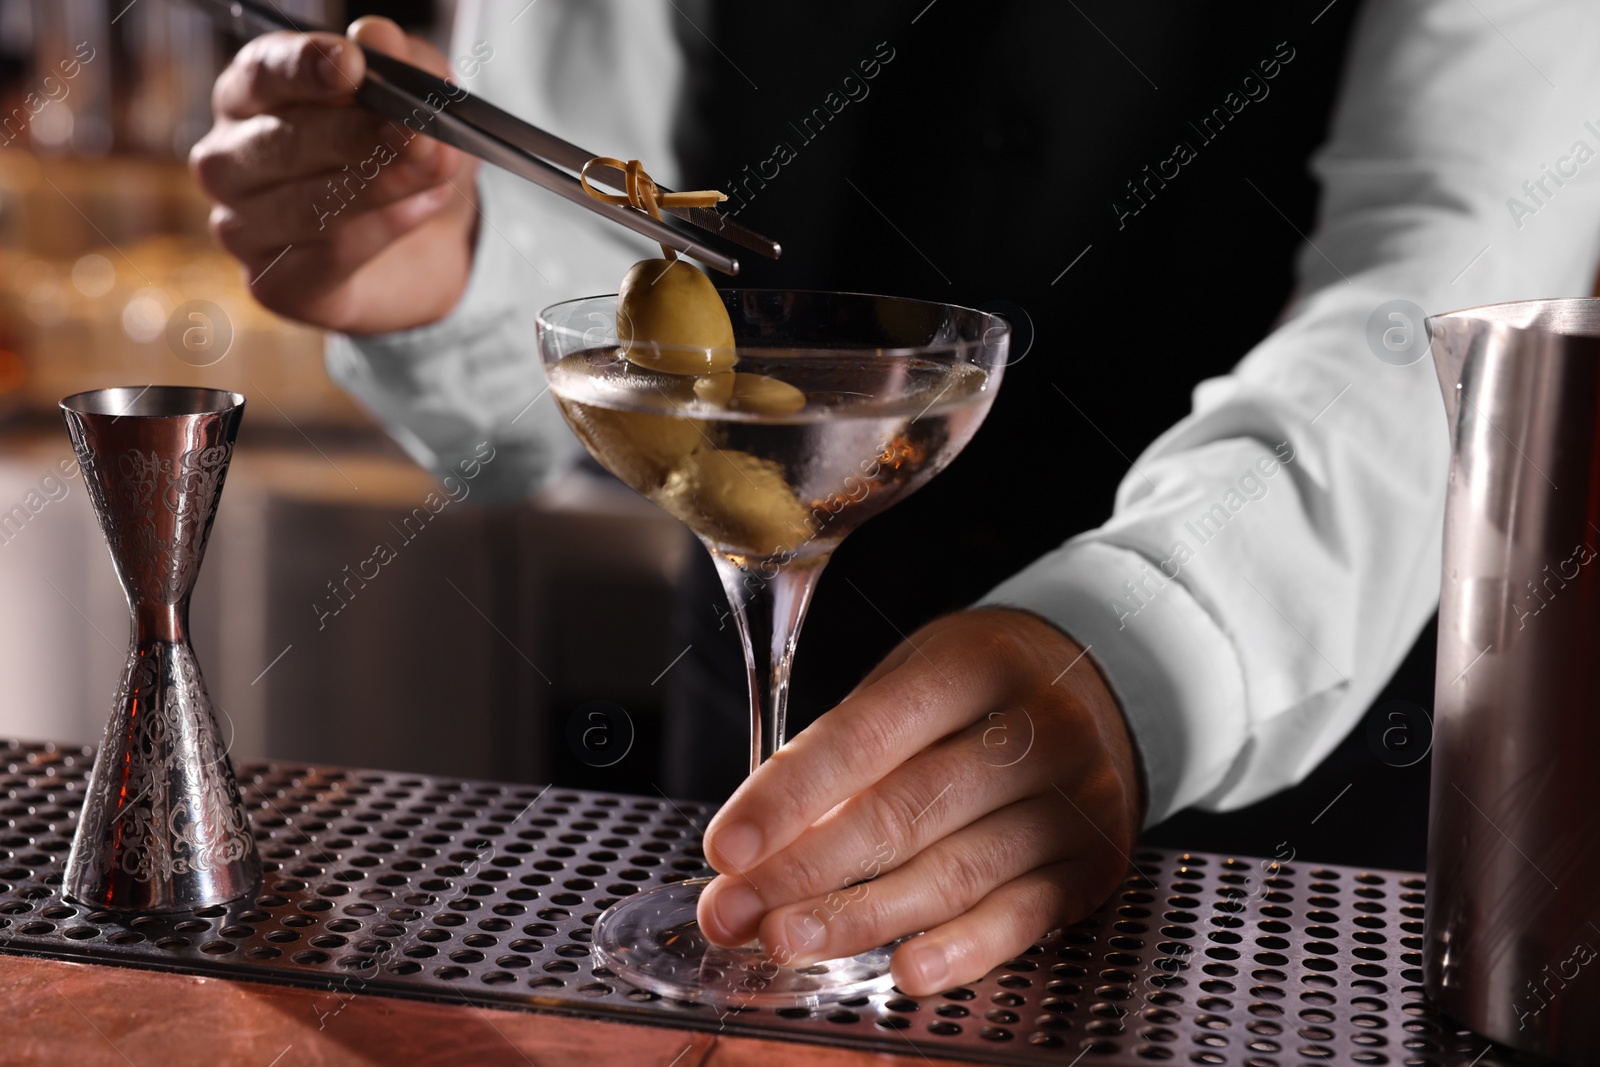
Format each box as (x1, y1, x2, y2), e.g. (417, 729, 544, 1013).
(697, 608, 1144, 996)
(190, 17, 478, 335)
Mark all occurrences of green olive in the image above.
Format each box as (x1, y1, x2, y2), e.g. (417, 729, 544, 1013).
(725, 372, 806, 414)
(657, 448, 811, 557)
(617, 258, 738, 374)
(692, 371, 805, 413)
(693, 371, 736, 406)
(557, 401, 707, 493)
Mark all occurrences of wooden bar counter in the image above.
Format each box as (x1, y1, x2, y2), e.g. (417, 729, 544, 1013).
(1, 952, 962, 1067)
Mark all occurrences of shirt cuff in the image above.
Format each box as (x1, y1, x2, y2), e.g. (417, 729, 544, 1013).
(977, 540, 1248, 827)
(325, 173, 577, 503)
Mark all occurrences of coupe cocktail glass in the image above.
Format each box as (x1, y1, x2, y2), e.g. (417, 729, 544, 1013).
(538, 290, 1007, 1005)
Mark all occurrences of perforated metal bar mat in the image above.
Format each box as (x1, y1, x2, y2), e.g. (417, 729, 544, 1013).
(0, 740, 1528, 1066)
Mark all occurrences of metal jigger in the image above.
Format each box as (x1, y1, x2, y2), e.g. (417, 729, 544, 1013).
(59, 387, 260, 912)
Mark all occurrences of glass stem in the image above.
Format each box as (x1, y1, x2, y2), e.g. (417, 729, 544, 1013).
(709, 550, 830, 774)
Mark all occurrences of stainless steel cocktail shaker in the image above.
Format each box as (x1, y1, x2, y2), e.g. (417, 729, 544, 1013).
(1429, 299, 1600, 1064)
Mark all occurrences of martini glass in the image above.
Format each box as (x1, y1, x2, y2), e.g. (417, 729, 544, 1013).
(537, 290, 1008, 1006)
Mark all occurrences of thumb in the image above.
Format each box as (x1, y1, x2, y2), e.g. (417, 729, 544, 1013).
(347, 15, 407, 57)
(349, 15, 453, 79)
(347, 15, 470, 177)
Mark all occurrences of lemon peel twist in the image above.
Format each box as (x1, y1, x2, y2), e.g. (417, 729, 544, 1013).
(579, 157, 728, 260)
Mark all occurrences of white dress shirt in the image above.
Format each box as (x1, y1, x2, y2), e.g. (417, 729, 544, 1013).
(326, 0, 1600, 825)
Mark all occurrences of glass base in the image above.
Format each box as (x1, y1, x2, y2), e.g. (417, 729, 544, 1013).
(593, 878, 898, 1008)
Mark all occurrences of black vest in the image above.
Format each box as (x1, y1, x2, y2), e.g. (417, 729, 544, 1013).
(662, 0, 1432, 869)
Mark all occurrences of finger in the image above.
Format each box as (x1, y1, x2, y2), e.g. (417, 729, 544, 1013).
(345, 19, 466, 184)
(207, 142, 467, 252)
(890, 857, 1121, 997)
(845, 633, 920, 698)
(703, 622, 1025, 876)
(191, 106, 437, 203)
(213, 30, 365, 119)
(350, 16, 458, 83)
(221, 185, 461, 320)
(699, 705, 1088, 946)
(758, 794, 1090, 966)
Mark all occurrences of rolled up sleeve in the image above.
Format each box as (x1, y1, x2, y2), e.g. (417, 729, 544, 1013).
(982, 0, 1600, 824)
(325, 0, 686, 504)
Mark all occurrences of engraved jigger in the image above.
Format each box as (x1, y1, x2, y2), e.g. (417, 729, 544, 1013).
(59, 386, 260, 912)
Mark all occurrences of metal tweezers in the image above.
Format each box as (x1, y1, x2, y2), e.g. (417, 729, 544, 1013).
(189, 0, 780, 275)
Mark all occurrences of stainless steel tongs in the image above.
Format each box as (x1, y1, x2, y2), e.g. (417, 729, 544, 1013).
(189, 0, 780, 275)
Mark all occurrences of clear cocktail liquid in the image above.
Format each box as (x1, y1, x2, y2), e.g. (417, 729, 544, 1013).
(548, 347, 994, 562)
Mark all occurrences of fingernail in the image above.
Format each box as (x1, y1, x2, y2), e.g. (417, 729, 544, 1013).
(709, 822, 761, 871)
(901, 942, 950, 992)
(317, 44, 346, 89)
(710, 883, 765, 941)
